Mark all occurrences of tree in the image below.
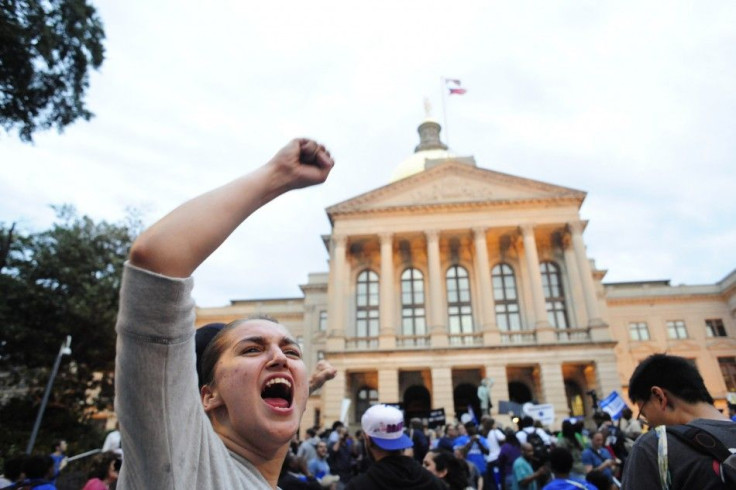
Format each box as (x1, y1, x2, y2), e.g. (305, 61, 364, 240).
(0, 0, 106, 142)
(0, 206, 139, 456)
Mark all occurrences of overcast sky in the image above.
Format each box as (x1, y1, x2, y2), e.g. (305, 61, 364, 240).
(2, 1, 735, 307)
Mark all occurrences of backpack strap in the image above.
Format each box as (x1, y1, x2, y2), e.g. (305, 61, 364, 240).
(665, 424, 732, 483)
(665, 424, 732, 462)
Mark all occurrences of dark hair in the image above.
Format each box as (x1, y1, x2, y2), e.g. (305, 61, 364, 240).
(560, 420, 582, 449)
(280, 451, 299, 476)
(503, 428, 520, 447)
(628, 354, 714, 405)
(428, 449, 467, 490)
(586, 469, 612, 490)
(3, 454, 29, 481)
(195, 323, 225, 387)
(519, 415, 534, 429)
(548, 447, 574, 475)
(88, 451, 120, 481)
(198, 315, 281, 388)
(23, 455, 54, 479)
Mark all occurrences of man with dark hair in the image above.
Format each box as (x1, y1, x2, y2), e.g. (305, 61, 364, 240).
(454, 421, 491, 485)
(297, 428, 320, 475)
(621, 354, 736, 489)
(48, 440, 66, 482)
(542, 447, 596, 489)
(408, 417, 429, 464)
(513, 443, 550, 490)
(0, 454, 29, 487)
(20, 455, 56, 489)
(346, 405, 445, 490)
(437, 424, 459, 452)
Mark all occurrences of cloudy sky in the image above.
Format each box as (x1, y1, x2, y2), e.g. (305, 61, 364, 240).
(2, 0, 735, 307)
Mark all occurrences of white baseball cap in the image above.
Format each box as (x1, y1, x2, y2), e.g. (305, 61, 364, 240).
(361, 404, 413, 451)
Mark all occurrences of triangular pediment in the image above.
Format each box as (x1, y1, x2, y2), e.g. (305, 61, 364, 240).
(327, 159, 586, 216)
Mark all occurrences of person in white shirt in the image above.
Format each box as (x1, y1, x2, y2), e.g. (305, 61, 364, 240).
(516, 416, 553, 446)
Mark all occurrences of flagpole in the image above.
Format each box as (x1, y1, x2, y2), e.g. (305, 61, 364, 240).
(441, 77, 450, 149)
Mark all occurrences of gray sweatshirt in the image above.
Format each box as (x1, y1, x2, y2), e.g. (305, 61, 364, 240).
(114, 263, 274, 489)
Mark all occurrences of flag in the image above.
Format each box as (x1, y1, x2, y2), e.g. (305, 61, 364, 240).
(599, 391, 627, 420)
(446, 78, 467, 95)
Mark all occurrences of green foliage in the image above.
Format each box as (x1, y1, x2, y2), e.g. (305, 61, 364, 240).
(0, 206, 139, 454)
(0, 0, 106, 142)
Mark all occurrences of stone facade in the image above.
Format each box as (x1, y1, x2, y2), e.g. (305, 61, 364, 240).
(196, 120, 736, 433)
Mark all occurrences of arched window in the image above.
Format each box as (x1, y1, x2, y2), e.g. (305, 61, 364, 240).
(356, 270, 379, 338)
(492, 263, 521, 331)
(540, 261, 568, 328)
(401, 268, 426, 336)
(446, 265, 473, 334)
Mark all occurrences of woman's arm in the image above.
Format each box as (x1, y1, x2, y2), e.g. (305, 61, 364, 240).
(129, 138, 333, 278)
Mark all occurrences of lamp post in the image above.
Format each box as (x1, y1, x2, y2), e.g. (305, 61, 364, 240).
(26, 335, 72, 454)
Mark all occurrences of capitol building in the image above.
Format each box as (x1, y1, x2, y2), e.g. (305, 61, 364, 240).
(196, 118, 736, 432)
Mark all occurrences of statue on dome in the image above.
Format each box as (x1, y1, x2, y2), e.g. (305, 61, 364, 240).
(423, 97, 432, 119)
(477, 377, 494, 415)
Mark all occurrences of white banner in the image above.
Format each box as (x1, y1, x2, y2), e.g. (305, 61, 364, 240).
(340, 398, 351, 424)
(522, 402, 555, 426)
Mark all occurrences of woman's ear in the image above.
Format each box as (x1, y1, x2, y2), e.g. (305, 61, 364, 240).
(201, 384, 224, 412)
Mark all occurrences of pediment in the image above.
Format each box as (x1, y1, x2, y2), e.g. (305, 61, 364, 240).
(327, 159, 585, 216)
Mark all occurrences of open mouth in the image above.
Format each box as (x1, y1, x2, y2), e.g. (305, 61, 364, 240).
(261, 377, 293, 409)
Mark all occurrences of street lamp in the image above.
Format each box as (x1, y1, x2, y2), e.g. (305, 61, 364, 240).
(26, 335, 72, 454)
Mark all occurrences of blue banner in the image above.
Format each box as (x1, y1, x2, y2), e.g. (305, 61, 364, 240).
(599, 391, 627, 420)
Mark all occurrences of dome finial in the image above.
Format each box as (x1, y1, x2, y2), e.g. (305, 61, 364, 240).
(414, 118, 448, 153)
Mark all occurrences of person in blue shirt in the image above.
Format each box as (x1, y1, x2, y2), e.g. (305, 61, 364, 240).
(453, 421, 490, 480)
(49, 440, 67, 481)
(307, 441, 333, 480)
(581, 432, 616, 485)
(542, 447, 596, 490)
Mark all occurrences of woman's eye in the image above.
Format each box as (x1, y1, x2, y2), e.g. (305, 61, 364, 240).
(241, 346, 260, 354)
(285, 349, 302, 359)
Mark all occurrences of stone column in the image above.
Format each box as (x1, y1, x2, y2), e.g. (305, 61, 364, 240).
(323, 367, 347, 425)
(473, 228, 499, 344)
(540, 362, 568, 429)
(426, 230, 448, 347)
(567, 222, 605, 327)
(520, 225, 553, 340)
(595, 352, 623, 400)
(431, 367, 454, 419)
(379, 233, 396, 349)
(378, 368, 400, 404)
(326, 235, 348, 350)
(561, 233, 587, 329)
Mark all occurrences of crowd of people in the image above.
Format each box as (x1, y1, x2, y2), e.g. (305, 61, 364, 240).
(274, 409, 637, 490)
(0, 441, 121, 490)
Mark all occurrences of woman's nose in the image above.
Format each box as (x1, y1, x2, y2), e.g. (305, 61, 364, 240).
(267, 346, 288, 367)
